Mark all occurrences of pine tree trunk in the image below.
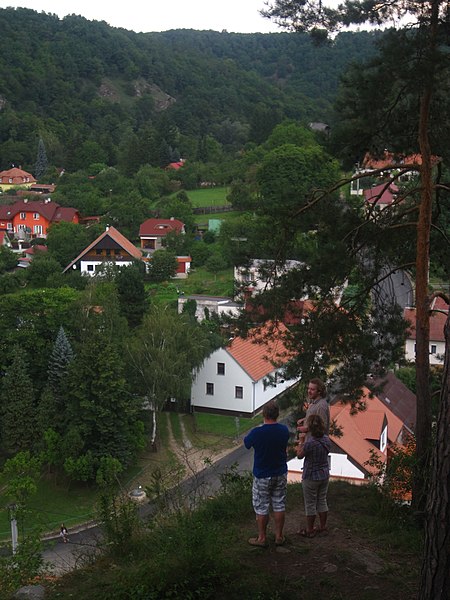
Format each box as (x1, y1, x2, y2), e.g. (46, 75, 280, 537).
(412, 0, 440, 513)
(419, 310, 450, 599)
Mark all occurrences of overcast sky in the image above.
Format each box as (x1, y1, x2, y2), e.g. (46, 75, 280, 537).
(0, 1, 282, 33)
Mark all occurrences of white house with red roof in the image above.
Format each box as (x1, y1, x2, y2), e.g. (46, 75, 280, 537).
(191, 323, 300, 417)
(139, 217, 185, 251)
(404, 296, 449, 365)
(288, 385, 407, 484)
(0, 167, 36, 191)
(0, 199, 79, 239)
(63, 226, 143, 276)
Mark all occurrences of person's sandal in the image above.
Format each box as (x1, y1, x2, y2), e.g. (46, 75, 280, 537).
(248, 537, 269, 547)
(297, 528, 316, 538)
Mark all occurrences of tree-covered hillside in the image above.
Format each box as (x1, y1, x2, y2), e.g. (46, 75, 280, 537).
(0, 7, 381, 174)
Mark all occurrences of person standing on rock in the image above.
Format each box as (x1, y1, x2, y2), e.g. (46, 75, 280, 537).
(244, 400, 289, 548)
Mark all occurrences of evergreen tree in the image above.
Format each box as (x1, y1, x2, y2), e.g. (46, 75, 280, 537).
(115, 263, 148, 328)
(34, 137, 48, 180)
(0, 346, 36, 454)
(65, 328, 143, 472)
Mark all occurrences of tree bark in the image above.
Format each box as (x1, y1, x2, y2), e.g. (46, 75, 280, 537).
(412, 0, 440, 512)
(419, 309, 450, 599)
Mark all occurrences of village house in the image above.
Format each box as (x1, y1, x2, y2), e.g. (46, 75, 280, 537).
(0, 199, 79, 239)
(190, 323, 299, 417)
(288, 377, 415, 485)
(63, 225, 143, 276)
(177, 294, 242, 321)
(139, 217, 185, 251)
(0, 166, 36, 191)
(234, 259, 303, 300)
(288, 383, 409, 485)
(404, 296, 449, 365)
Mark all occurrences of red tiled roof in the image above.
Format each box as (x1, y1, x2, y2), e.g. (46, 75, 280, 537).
(0, 167, 36, 184)
(53, 207, 79, 222)
(0, 200, 71, 222)
(139, 218, 184, 237)
(362, 152, 440, 170)
(330, 387, 405, 475)
(227, 322, 292, 381)
(364, 183, 399, 206)
(404, 300, 448, 342)
(63, 226, 142, 272)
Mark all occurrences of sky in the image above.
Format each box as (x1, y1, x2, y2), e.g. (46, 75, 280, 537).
(0, 1, 282, 33)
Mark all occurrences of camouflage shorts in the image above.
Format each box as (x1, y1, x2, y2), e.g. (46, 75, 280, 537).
(252, 473, 287, 515)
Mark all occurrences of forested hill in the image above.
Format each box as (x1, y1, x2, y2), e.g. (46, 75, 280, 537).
(0, 7, 381, 173)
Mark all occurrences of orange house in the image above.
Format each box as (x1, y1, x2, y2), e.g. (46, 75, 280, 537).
(0, 199, 79, 239)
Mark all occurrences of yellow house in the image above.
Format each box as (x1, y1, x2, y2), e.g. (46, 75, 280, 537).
(0, 167, 36, 192)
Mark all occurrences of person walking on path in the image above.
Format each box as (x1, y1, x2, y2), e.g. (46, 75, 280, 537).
(244, 400, 289, 548)
(296, 414, 331, 537)
(59, 524, 69, 543)
(297, 378, 330, 443)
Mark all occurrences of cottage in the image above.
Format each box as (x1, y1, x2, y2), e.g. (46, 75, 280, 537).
(288, 385, 408, 485)
(139, 218, 185, 251)
(63, 226, 143, 276)
(191, 323, 299, 417)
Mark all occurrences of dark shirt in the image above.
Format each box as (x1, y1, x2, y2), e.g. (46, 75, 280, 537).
(244, 422, 289, 478)
(302, 435, 331, 481)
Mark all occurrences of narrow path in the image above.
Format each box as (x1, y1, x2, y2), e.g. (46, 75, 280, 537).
(165, 413, 237, 477)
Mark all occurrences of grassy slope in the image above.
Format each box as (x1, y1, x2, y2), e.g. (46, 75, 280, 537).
(44, 480, 421, 599)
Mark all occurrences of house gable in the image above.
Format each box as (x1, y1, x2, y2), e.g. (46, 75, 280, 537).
(63, 226, 142, 274)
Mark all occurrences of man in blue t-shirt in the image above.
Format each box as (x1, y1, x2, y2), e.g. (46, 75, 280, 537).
(244, 400, 289, 547)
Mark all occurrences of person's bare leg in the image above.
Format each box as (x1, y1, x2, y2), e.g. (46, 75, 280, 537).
(306, 514, 316, 534)
(273, 510, 285, 542)
(256, 514, 269, 543)
(318, 511, 328, 532)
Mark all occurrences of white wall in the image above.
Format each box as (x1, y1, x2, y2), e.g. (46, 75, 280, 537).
(191, 347, 300, 415)
(287, 452, 365, 483)
(80, 259, 133, 276)
(191, 347, 255, 414)
(405, 339, 445, 364)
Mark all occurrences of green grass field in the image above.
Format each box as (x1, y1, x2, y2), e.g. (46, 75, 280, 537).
(185, 187, 231, 207)
(147, 266, 234, 305)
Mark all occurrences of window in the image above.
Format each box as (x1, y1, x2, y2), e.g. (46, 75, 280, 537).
(6, 223, 13, 231)
(217, 362, 225, 375)
(87, 265, 94, 272)
(20, 212, 26, 220)
(206, 382, 214, 395)
(33, 225, 43, 235)
(430, 345, 437, 354)
(96, 249, 102, 255)
(106, 249, 111, 256)
(235, 386, 243, 399)
(33, 212, 40, 220)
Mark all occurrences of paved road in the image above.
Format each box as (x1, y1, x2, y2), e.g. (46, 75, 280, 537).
(42, 440, 255, 574)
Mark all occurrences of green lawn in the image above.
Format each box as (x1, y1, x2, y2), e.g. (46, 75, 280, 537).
(147, 266, 234, 305)
(0, 478, 98, 539)
(193, 412, 262, 437)
(185, 187, 231, 207)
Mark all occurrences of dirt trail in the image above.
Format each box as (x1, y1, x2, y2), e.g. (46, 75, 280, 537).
(165, 413, 239, 478)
